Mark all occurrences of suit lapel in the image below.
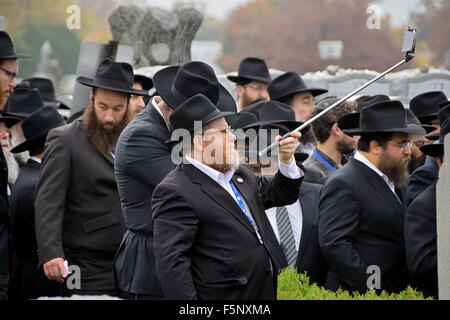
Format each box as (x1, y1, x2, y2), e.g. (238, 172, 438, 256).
(297, 185, 314, 264)
(352, 159, 405, 216)
(183, 164, 256, 235)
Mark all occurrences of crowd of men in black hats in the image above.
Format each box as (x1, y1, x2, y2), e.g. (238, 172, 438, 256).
(0, 29, 449, 300)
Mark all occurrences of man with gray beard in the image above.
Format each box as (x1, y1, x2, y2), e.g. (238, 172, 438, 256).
(318, 100, 426, 293)
(0, 116, 20, 187)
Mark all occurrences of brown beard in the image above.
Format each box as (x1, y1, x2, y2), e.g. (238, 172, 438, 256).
(83, 102, 130, 156)
(378, 152, 411, 188)
(407, 152, 426, 174)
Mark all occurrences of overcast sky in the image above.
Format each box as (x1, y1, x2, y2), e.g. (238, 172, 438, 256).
(144, 0, 425, 26)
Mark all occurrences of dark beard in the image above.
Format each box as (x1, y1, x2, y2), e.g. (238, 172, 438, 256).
(378, 153, 411, 188)
(336, 138, 355, 155)
(407, 153, 426, 174)
(83, 102, 129, 156)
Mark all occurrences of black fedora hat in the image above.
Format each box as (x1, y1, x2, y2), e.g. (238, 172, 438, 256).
(10, 106, 66, 154)
(153, 61, 237, 114)
(268, 71, 327, 101)
(405, 108, 435, 134)
(3, 87, 45, 119)
(77, 58, 148, 96)
(226, 111, 259, 140)
(420, 117, 450, 158)
(0, 113, 20, 128)
(338, 112, 360, 133)
(357, 94, 390, 112)
(343, 100, 426, 136)
(134, 74, 153, 92)
(247, 100, 310, 136)
(23, 77, 60, 108)
(0, 31, 31, 59)
(425, 104, 450, 141)
(409, 91, 448, 123)
(227, 57, 271, 84)
(169, 94, 235, 134)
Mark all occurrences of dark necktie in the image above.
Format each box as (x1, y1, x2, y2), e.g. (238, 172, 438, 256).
(276, 206, 297, 267)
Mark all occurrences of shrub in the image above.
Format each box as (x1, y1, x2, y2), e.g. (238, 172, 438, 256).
(277, 267, 433, 300)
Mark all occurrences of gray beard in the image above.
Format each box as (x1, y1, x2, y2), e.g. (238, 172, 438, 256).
(10, 131, 30, 166)
(4, 149, 20, 184)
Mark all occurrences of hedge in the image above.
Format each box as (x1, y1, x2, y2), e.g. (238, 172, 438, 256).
(277, 267, 433, 300)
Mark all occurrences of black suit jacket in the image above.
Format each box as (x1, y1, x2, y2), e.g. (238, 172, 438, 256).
(266, 182, 328, 286)
(406, 157, 439, 205)
(318, 158, 411, 293)
(35, 119, 126, 291)
(152, 163, 302, 300)
(113, 103, 170, 296)
(405, 182, 437, 298)
(10, 158, 40, 263)
(0, 148, 9, 275)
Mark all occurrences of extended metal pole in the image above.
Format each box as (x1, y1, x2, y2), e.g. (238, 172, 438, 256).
(258, 57, 411, 159)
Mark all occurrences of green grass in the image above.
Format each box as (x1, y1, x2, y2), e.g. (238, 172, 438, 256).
(277, 267, 433, 300)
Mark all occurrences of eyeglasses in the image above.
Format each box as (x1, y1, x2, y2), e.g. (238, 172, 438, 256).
(411, 140, 429, 148)
(390, 140, 413, 151)
(204, 126, 232, 136)
(244, 84, 268, 92)
(0, 66, 17, 82)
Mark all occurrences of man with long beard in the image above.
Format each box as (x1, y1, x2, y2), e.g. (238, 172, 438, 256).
(318, 100, 426, 294)
(152, 94, 303, 299)
(34, 58, 147, 297)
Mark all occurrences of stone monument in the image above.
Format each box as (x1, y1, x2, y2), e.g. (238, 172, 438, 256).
(109, 5, 203, 68)
(0, 16, 5, 31)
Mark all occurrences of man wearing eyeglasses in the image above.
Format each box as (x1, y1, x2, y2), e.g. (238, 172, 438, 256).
(0, 30, 30, 300)
(227, 57, 271, 112)
(318, 100, 426, 293)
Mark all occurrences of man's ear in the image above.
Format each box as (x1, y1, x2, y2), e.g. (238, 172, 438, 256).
(331, 122, 341, 137)
(236, 85, 244, 98)
(369, 140, 383, 155)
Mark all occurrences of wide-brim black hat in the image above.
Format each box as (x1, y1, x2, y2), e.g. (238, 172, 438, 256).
(0, 31, 31, 59)
(424, 103, 450, 140)
(357, 94, 390, 112)
(23, 77, 61, 108)
(169, 94, 235, 134)
(3, 87, 45, 119)
(77, 58, 148, 96)
(227, 57, 271, 84)
(420, 117, 450, 158)
(409, 91, 448, 123)
(11, 106, 66, 153)
(134, 74, 154, 92)
(245, 100, 310, 136)
(404, 108, 436, 135)
(338, 112, 360, 133)
(268, 71, 327, 102)
(343, 100, 426, 136)
(153, 61, 237, 114)
(0, 113, 20, 128)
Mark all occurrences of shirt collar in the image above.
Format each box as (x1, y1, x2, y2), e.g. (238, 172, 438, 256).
(354, 151, 395, 190)
(30, 156, 42, 164)
(152, 97, 170, 130)
(185, 155, 235, 185)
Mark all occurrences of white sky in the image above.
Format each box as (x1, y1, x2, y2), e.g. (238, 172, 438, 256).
(144, 0, 425, 25)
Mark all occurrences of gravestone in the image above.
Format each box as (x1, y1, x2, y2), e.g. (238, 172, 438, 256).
(34, 41, 62, 87)
(109, 5, 203, 68)
(0, 17, 5, 31)
(437, 137, 450, 300)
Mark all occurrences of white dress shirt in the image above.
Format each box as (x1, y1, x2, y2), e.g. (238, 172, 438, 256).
(152, 97, 171, 130)
(265, 200, 303, 251)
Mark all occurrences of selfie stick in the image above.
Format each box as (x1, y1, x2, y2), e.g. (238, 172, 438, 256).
(258, 27, 417, 159)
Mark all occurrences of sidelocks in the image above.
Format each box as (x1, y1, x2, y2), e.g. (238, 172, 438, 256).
(258, 26, 418, 159)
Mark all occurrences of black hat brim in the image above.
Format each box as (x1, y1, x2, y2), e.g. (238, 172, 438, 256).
(227, 75, 271, 84)
(1, 53, 31, 59)
(134, 74, 154, 92)
(10, 121, 65, 153)
(272, 88, 328, 101)
(420, 143, 443, 158)
(77, 77, 148, 96)
(0, 115, 20, 128)
(343, 123, 426, 137)
(154, 66, 236, 112)
(247, 119, 310, 136)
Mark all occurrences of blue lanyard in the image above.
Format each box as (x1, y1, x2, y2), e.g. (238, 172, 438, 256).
(229, 180, 264, 245)
(313, 150, 336, 172)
